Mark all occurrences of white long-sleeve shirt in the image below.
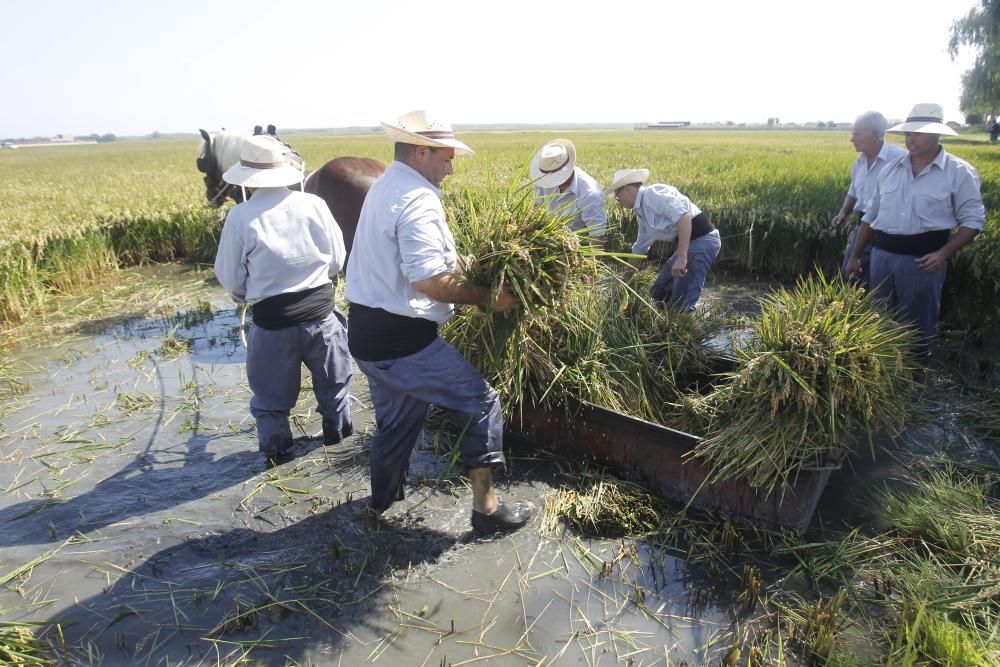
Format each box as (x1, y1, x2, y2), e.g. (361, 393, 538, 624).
(847, 140, 908, 213)
(863, 148, 985, 235)
(630, 184, 703, 255)
(213, 187, 346, 305)
(534, 166, 608, 238)
(344, 161, 458, 324)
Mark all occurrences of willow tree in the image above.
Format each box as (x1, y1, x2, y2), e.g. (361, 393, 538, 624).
(950, 1, 1000, 118)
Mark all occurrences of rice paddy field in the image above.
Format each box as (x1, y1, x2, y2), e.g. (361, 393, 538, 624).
(1, 130, 999, 665)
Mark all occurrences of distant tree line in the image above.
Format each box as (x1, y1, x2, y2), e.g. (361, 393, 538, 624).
(0, 133, 116, 144)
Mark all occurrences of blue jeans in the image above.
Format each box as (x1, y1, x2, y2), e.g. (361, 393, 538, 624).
(650, 230, 722, 311)
(356, 338, 505, 512)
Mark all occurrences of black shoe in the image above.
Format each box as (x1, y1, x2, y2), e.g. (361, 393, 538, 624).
(471, 498, 533, 536)
(264, 450, 295, 469)
(323, 419, 354, 445)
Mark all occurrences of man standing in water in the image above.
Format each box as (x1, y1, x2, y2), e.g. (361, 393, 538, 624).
(345, 110, 533, 535)
(845, 103, 985, 356)
(831, 111, 907, 288)
(214, 134, 353, 466)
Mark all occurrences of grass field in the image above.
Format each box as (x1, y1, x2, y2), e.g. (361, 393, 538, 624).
(1, 129, 998, 332)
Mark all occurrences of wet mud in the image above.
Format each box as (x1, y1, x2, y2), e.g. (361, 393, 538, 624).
(0, 264, 996, 665)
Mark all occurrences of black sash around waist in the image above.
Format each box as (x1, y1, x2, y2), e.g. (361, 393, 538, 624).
(347, 302, 438, 361)
(251, 283, 334, 330)
(872, 229, 950, 257)
(690, 212, 715, 240)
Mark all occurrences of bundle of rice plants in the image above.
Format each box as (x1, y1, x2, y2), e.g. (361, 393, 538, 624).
(541, 469, 664, 537)
(442, 186, 602, 412)
(0, 622, 50, 665)
(688, 274, 916, 495)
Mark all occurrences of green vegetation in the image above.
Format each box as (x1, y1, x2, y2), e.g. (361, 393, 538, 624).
(2, 130, 998, 334)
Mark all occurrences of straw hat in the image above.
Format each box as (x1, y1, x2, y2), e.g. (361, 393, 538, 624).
(605, 168, 650, 195)
(530, 139, 576, 189)
(222, 135, 304, 187)
(380, 110, 474, 155)
(887, 103, 958, 136)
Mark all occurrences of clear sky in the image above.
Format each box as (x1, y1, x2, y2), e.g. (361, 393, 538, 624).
(0, 0, 980, 138)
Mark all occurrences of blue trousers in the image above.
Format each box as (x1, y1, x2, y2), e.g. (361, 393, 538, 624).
(246, 309, 353, 455)
(869, 247, 946, 347)
(356, 337, 505, 512)
(650, 230, 722, 311)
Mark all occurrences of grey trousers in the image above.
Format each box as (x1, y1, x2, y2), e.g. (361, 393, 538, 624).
(869, 247, 946, 346)
(356, 337, 505, 512)
(840, 224, 872, 289)
(650, 230, 722, 311)
(246, 309, 353, 455)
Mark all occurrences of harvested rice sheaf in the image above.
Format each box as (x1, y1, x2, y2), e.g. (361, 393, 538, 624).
(689, 275, 916, 495)
(0, 622, 50, 665)
(542, 472, 663, 537)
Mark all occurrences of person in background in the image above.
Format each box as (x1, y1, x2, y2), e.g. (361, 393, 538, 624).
(345, 110, 533, 536)
(845, 103, 985, 356)
(608, 169, 721, 311)
(531, 138, 607, 248)
(213, 134, 353, 466)
(831, 111, 907, 288)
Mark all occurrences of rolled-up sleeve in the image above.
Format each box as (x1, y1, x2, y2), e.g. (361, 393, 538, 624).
(954, 167, 986, 232)
(213, 210, 249, 304)
(398, 192, 451, 283)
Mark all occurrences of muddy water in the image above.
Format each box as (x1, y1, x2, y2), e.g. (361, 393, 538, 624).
(0, 264, 995, 665)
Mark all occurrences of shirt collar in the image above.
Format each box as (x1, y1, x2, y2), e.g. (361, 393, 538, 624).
(876, 141, 896, 162)
(634, 185, 646, 210)
(391, 160, 441, 196)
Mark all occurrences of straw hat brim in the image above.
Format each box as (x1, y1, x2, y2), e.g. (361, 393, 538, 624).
(530, 153, 576, 189)
(222, 162, 304, 187)
(380, 123, 474, 156)
(604, 169, 650, 195)
(887, 120, 958, 136)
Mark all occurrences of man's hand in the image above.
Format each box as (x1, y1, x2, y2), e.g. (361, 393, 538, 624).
(831, 212, 848, 228)
(671, 254, 688, 278)
(844, 257, 862, 277)
(491, 286, 520, 314)
(915, 250, 947, 273)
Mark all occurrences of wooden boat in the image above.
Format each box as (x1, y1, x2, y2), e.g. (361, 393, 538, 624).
(506, 399, 840, 534)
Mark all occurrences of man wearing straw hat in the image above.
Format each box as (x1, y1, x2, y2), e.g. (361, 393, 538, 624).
(830, 111, 907, 288)
(531, 139, 607, 247)
(607, 169, 722, 311)
(845, 102, 985, 354)
(214, 134, 354, 466)
(345, 110, 533, 535)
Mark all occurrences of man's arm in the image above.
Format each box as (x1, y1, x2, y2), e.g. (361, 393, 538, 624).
(671, 213, 692, 277)
(915, 227, 978, 272)
(844, 222, 874, 277)
(412, 272, 519, 313)
(213, 211, 249, 304)
(831, 195, 858, 228)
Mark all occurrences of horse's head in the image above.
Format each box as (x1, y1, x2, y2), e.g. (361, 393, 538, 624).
(196, 128, 244, 207)
(196, 126, 306, 207)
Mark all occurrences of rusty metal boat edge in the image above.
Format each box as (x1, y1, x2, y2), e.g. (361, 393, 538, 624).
(505, 399, 839, 534)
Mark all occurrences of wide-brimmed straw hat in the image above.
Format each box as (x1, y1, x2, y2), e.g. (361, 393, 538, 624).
(530, 139, 576, 189)
(887, 103, 958, 136)
(222, 135, 304, 187)
(380, 110, 474, 156)
(605, 168, 650, 195)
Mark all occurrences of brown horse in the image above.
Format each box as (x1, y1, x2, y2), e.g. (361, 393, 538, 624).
(197, 127, 385, 260)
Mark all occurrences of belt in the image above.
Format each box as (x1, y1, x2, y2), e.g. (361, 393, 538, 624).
(690, 212, 715, 240)
(872, 229, 950, 256)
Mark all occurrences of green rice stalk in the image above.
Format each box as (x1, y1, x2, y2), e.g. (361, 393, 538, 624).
(688, 274, 916, 495)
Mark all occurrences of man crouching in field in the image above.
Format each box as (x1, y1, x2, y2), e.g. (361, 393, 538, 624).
(608, 169, 722, 311)
(213, 134, 353, 466)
